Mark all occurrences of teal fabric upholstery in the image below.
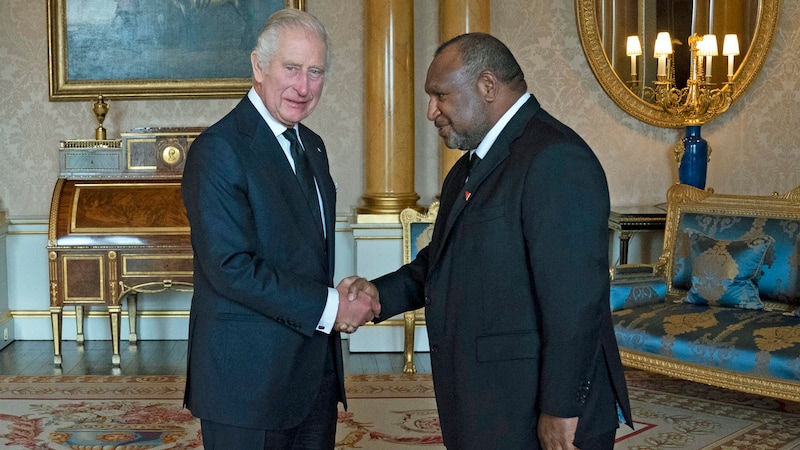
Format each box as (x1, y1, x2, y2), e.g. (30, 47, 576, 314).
(671, 214, 800, 310)
(610, 277, 667, 312)
(684, 230, 774, 310)
(610, 184, 800, 401)
(613, 302, 800, 382)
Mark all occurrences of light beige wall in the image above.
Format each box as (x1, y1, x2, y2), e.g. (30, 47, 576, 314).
(1, 1, 798, 218)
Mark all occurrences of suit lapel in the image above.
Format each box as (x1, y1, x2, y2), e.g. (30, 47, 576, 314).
(237, 102, 329, 265)
(432, 97, 540, 265)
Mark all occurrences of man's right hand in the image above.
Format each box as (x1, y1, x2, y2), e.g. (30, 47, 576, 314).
(334, 276, 380, 333)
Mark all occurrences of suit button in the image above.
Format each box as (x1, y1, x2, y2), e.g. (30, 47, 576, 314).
(430, 345, 439, 353)
(425, 296, 432, 306)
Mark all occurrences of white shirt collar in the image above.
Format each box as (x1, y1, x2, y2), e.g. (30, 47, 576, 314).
(472, 92, 531, 160)
(247, 87, 297, 137)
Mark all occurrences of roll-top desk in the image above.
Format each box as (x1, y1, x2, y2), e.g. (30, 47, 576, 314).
(47, 128, 201, 366)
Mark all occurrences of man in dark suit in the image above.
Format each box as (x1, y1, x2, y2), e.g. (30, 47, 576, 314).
(347, 33, 633, 449)
(181, 9, 379, 449)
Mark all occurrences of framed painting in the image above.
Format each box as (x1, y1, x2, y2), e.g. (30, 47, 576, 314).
(47, 0, 306, 101)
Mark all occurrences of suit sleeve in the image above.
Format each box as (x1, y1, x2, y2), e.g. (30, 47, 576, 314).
(523, 141, 611, 418)
(371, 244, 430, 322)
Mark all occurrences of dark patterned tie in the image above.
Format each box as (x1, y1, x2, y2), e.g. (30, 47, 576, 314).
(283, 128, 323, 233)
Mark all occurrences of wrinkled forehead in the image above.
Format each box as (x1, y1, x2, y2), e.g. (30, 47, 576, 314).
(273, 29, 327, 66)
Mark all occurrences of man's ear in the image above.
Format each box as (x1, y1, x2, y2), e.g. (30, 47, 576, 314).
(477, 70, 498, 102)
(251, 51, 264, 83)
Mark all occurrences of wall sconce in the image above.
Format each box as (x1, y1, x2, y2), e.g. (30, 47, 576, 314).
(631, 31, 739, 190)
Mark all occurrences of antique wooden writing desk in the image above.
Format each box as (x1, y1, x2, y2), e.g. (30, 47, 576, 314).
(47, 128, 200, 366)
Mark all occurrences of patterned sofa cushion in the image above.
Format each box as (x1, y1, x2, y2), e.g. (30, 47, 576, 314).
(684, 230, 774, 310)
(671, 214, 800, 309)
(613, 302, 800, 382)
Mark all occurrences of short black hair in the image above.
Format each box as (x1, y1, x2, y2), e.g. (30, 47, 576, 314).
(436, 33, 524, 86)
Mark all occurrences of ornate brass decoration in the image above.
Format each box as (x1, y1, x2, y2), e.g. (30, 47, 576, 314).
(162, 146, 182, 166)
(92, 94, 109, 140)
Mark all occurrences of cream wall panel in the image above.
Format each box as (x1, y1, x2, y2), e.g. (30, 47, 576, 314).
(0, 212, 11, 350)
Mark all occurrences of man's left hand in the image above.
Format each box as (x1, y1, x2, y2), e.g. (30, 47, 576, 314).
(538, 413, 579, 450)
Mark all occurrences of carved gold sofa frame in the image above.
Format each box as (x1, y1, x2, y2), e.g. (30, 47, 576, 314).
(611, 184, 800, 402)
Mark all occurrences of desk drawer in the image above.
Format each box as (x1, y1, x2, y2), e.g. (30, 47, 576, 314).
(121, 254, 193, 277)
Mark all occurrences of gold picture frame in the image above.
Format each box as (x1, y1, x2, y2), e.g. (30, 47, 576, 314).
(47, 0, 306, 101)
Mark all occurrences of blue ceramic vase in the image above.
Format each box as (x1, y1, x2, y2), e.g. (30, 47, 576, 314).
(679, 125, 708, 189)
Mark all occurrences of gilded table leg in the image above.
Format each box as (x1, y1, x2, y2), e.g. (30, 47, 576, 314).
(50, 306, 63, 366)
(402, 310, 417, 374)
(108, 305, 122, 366)
(127, 292, 138, 343)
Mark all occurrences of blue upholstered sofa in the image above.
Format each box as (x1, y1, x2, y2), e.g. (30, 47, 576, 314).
(610, 184, 800, 402)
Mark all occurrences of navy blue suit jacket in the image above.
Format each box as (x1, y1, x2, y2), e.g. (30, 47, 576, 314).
(374, 96, 633, 448)
(181, 96, 342, 430)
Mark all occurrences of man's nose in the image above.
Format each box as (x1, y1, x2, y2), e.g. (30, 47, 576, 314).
(294, 73, 310, 95)
(427, 98, 439, 121)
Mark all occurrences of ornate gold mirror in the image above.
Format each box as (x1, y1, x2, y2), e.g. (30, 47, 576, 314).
(576, 0, 779, 128)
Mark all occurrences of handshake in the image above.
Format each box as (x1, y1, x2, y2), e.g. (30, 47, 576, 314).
(334, 276, 380, 334)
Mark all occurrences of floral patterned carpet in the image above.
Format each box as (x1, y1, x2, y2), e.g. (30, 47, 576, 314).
(0, 371, 797, 449)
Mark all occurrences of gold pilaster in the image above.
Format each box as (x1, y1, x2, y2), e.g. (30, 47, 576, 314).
(438, 0, 490, 183)
(357, 0, 420, 219)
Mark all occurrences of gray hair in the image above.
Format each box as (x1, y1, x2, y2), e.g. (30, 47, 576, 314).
(253, 8, 332, 73)
(436, 33, 524, 86)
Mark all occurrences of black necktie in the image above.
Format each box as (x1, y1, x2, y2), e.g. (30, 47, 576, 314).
(466, 152, 481, 183)
(283, 128, 323, 233)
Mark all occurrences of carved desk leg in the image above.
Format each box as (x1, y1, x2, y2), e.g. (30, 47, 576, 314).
(402, 310, 417, 374)
(108, 252, 121, 366)
(108, 305, 122, 366)
(50, 306, 63, 366)
(127, 292, 138, 344)
(48, 253, 63, 366)
(75, 305, 85, 344)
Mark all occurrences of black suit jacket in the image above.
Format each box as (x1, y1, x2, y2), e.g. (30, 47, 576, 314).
(374, 96, 633, 448)
(181, 97, 343, 430)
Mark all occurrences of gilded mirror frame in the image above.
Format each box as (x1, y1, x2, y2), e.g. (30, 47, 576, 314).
(576, 0, 780, 128)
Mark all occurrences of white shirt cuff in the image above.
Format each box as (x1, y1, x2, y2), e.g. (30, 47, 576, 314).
(316, 287, 340, 334)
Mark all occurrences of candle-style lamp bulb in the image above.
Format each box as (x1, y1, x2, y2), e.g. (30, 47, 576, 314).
(699, 34, 718, 80)
(654, 32, 673, 80)
(626, 35, 642, 82)
(722, 34, 740, 82)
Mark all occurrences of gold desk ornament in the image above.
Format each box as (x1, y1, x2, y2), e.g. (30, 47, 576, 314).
(93, 94, 110, 140)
